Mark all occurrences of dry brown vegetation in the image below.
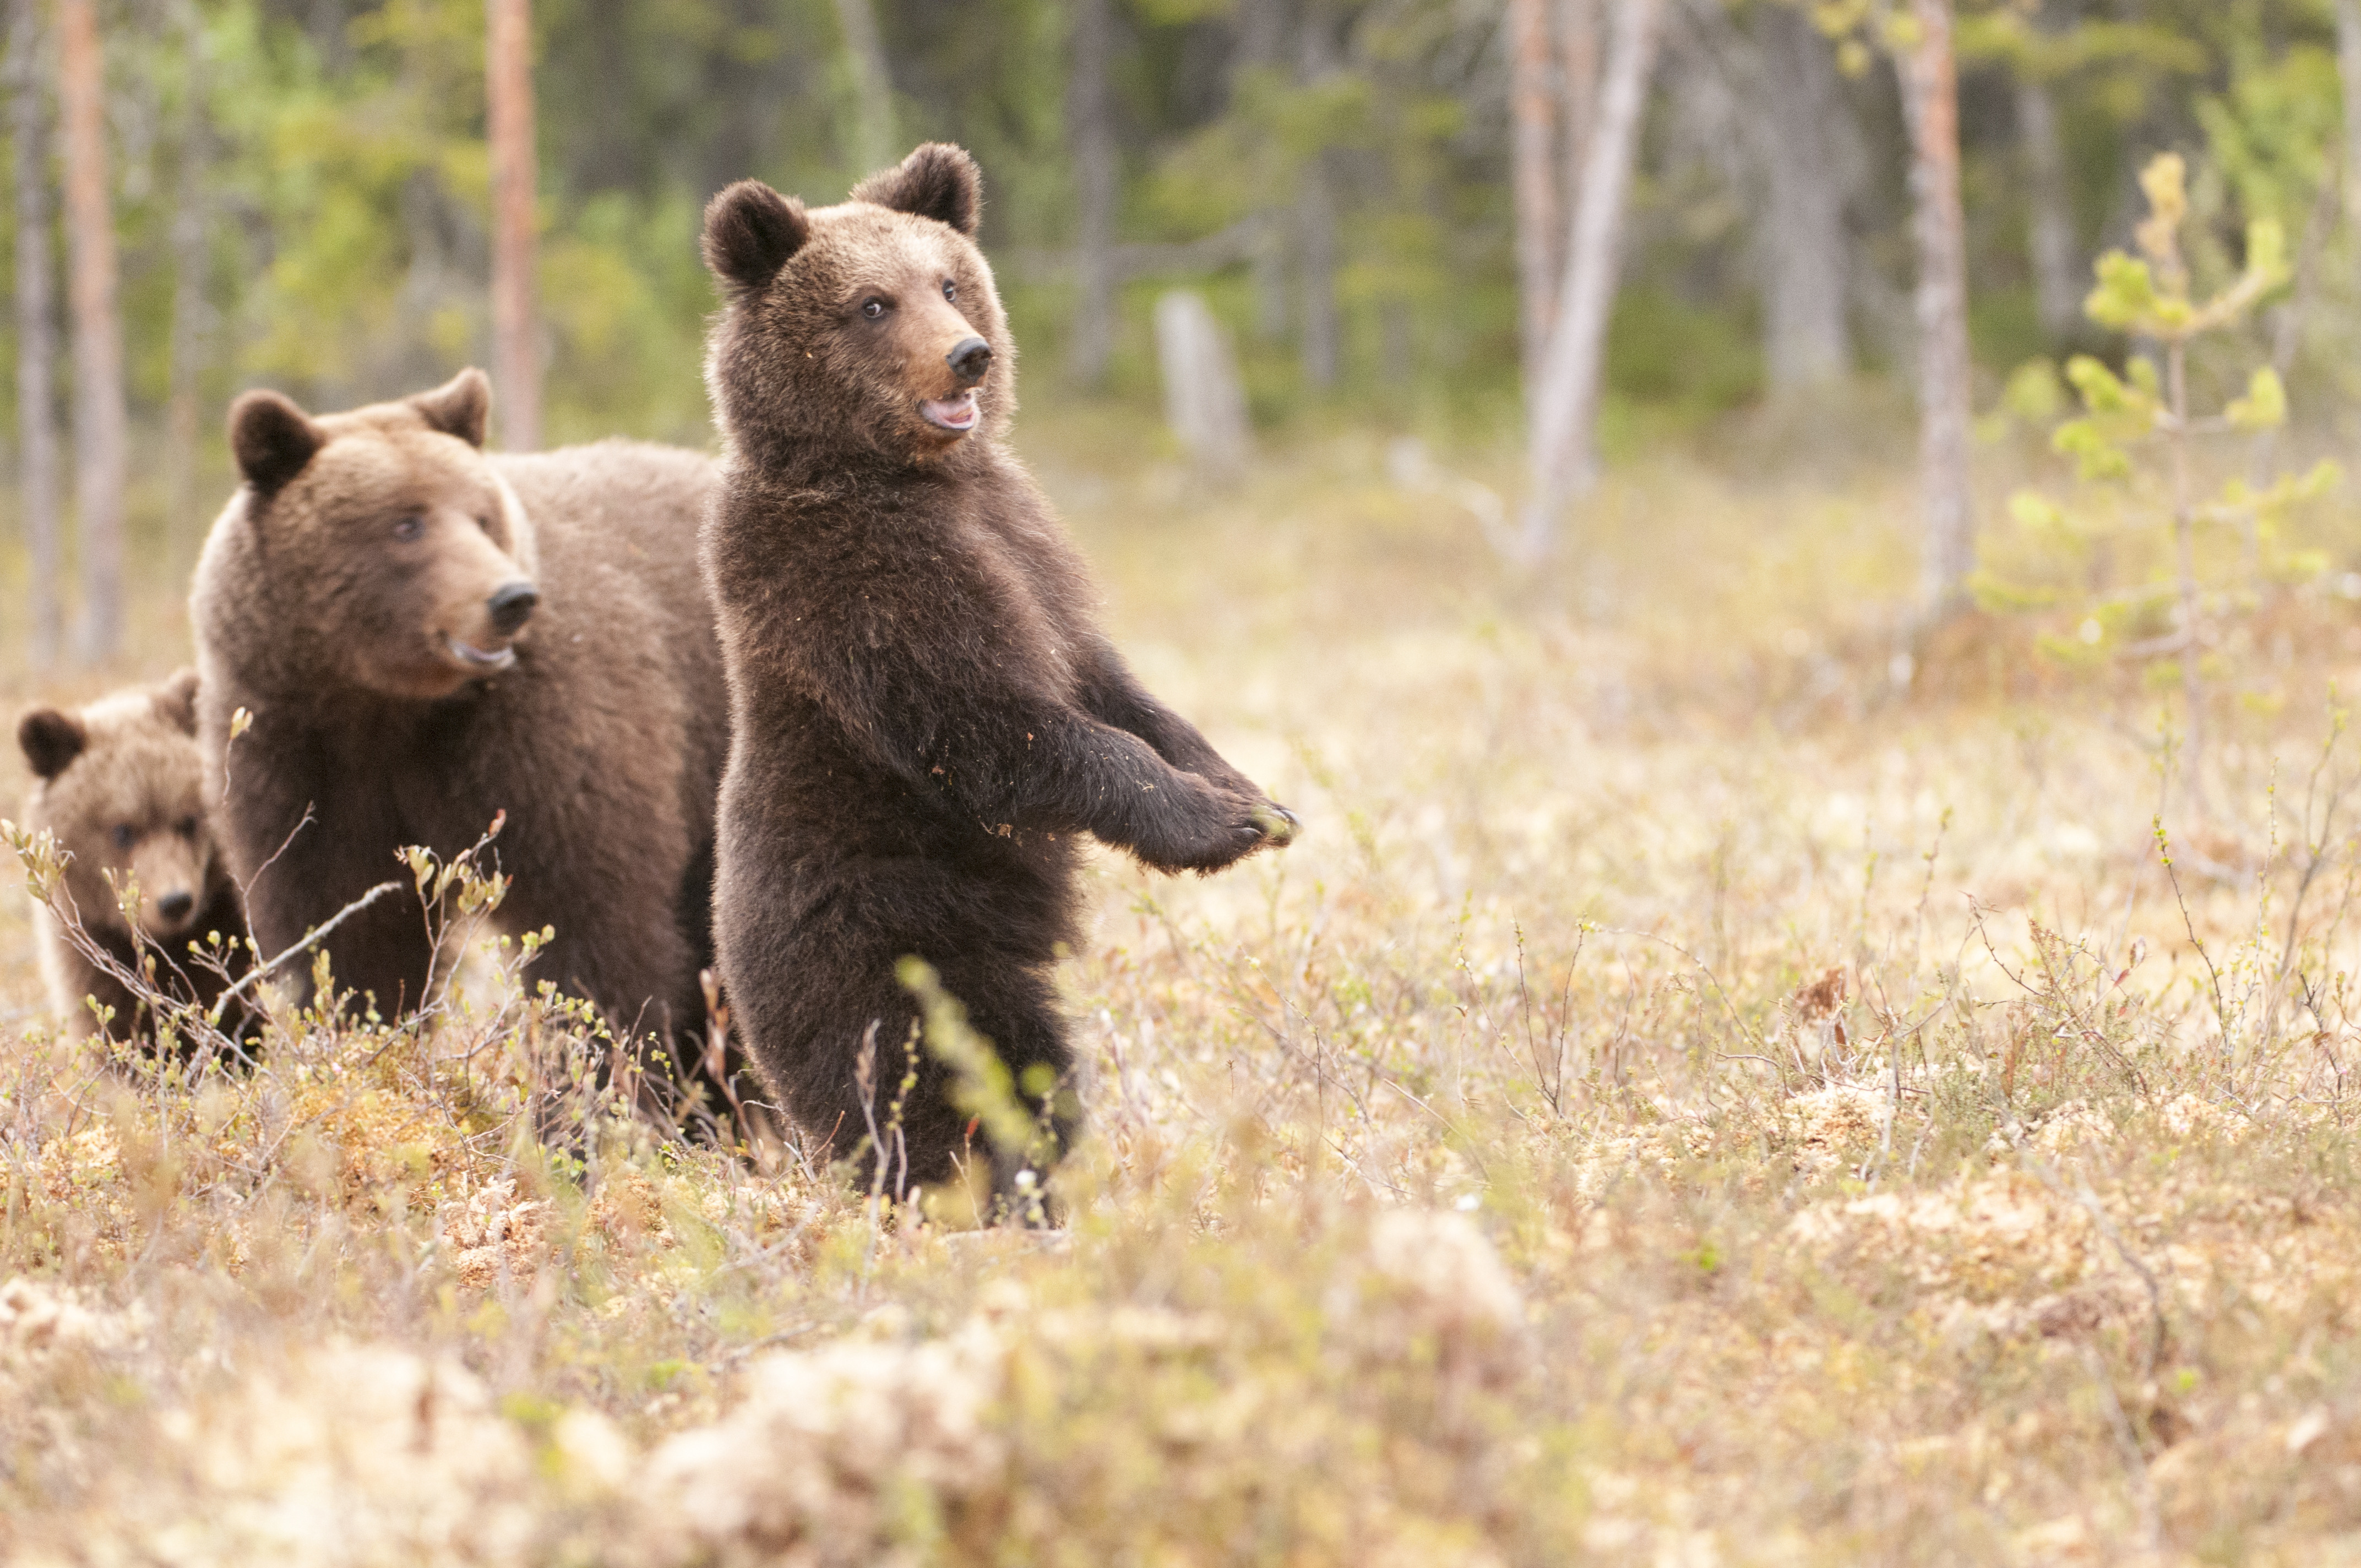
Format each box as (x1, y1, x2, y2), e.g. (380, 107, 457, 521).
(7, 414, 2361, 1564)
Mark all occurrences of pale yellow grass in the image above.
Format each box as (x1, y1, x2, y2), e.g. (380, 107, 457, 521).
(5, 416, 2361, 1564)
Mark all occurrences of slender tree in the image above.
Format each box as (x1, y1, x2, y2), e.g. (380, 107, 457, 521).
(1516, 0, 1662, 563)
(8, 0, 59, 669)
(487, 0, 541, 450)
(1067, 0, 1118, 386)
(164, 0, 213, 562)
(1895, 0, 1975, 611)
(1296, 0, 1341, 391)
(2015, 73, 2078, 339)
(834, 0, 893, 174)
(1509, 0, 1561, 384)
(1557, 0, 1598, 229)
(55, 0, 123, 665)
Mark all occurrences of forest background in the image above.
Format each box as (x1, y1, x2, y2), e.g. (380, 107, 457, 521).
(9, 0, 2357, 620)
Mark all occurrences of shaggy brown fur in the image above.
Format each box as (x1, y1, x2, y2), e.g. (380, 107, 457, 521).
(701, 144, 1294, 1196)
(17, 671, 253, 1042)
(190, 369, 729, 1056)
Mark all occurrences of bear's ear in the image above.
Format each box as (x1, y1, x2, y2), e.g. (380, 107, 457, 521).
(702, 181, 809, 293)
(154, 669, 201, 738)
(851, 143, 982, 237)
(229, 390, 326, 496)
(18, 707, 86, 781)
(410, 368, 491, 448)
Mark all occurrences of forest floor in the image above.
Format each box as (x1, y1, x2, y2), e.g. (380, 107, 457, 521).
(7, 406, 2361, 1564)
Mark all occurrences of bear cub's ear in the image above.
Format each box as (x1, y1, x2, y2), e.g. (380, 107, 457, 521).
(411, 368, 492, 448)
(18, 707, 86, 781)
(154, 669, 202, 738)
(851, 143, 983, 237)
(703, 181, 809, 293)
(230, 389, 326, 496)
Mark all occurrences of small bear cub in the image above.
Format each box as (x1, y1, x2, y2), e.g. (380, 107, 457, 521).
(700, 143, 1295, 1200)
(17, 671, 252, 1042)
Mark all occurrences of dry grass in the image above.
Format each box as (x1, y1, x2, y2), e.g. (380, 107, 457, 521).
(8, 411, 2361, 1564)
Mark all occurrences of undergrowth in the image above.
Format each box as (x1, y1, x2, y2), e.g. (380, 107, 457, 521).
(7, 418, 2361, 1563)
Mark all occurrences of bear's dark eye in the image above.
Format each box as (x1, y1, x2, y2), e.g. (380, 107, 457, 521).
(942, 279, 956, 302)
(110, 824, 135, 852)
(177, 816, 199, 839)
(393, 513, 426, 542)
(475, 513, 495, 537)
(861, 298, 888, 320)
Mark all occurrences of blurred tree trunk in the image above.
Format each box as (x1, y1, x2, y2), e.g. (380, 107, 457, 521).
(164, 0, 211, 563)
(1240, 0, 1288, 340)
(1558, 0, 1597, 225)
(834, 0, 893, 173)
(2015, 75, 2079, 339)
(488, 0, 541, 451)
(1896, 0, 1975, 612)
(1296, 0, 1339, 391)
(56, 0, 122, 665)
(1755, 7, 1849, 391)
(1067, 0, 1118, 386)
(8, 0, 60, 670)
(1509, 0, 1560, 385)
(2340, 3, 2361, 296)
(1515, 0, 1661, 564)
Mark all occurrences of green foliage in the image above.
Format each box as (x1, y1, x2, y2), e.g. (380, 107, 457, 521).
(1981, 153, 2332, 777)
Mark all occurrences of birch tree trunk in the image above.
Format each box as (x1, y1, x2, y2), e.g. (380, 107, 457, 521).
(1557, 0, 1598, 224)
(1296, 1, 1340, 391)
(2014, 75, 2079, 339)
(1515, 0, 1661, 564)
(1509, 0, 1560, 384)
(1756, 6, 1849, 391)
(834, 0, 893, 174)
(487, 0, 541, 451)
(1896, 0, 1975, 612)
(56, 0, 122, 665)
(8, 0, 59, 669)
(1067, 0, 1118, 386)
(164, 0, 210, 564)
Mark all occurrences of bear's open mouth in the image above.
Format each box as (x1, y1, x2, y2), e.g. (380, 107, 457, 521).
(444, 634, 518, 673)
(920, 391, 980, 433)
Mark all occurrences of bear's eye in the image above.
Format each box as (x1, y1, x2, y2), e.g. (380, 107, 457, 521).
(475, 513, 496, 537)
(110, 824, 135, 852)
(861, 298, 888, 320)
(393, 513, 426, 542)
(942, 279, 957, 302)
(177, 816, 199, 839)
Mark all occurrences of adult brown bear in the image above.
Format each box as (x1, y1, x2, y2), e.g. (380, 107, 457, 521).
(190, 370, 728, 1063)
(17, 671, 252, 1043)
(699, 144, 1294, 1200)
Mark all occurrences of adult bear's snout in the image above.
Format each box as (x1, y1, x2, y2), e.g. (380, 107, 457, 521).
(947, 336, 992, 386)
(487, 580, 541, 636)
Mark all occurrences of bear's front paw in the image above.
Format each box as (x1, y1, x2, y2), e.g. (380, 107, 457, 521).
(1252, 802, 1300, 847)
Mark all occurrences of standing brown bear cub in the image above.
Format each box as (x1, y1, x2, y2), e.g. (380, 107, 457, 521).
(701, 144, 1294, 1197)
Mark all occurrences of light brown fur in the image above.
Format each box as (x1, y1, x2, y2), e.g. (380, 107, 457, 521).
(17, 672, 252, 1041)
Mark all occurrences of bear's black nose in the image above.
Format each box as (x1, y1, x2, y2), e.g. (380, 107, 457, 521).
(156, 891, 194, 923)
(947, 336, 992, 386)
(487, 581, 540, 636)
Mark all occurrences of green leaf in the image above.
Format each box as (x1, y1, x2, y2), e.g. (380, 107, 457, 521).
(2226, 367, 2287, 431)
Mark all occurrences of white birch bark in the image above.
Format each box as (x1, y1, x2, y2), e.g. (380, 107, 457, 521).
(1515, 0, 1662, 564)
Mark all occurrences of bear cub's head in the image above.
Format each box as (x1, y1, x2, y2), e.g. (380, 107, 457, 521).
(701, 144, 1015, 464)
(19, 672, 226, 945)
(219, 368, 542, 700)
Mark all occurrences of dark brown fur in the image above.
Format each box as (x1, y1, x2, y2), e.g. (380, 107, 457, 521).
(18, 672, 253, 1042)
(700, 145, 1293, 1194)
(190, 370, 729, 1052)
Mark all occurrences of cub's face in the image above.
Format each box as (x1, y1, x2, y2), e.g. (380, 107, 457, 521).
(18, 674, 220, 944)
(701, 144, 1017, 464)
(220, 369, 542, 701)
